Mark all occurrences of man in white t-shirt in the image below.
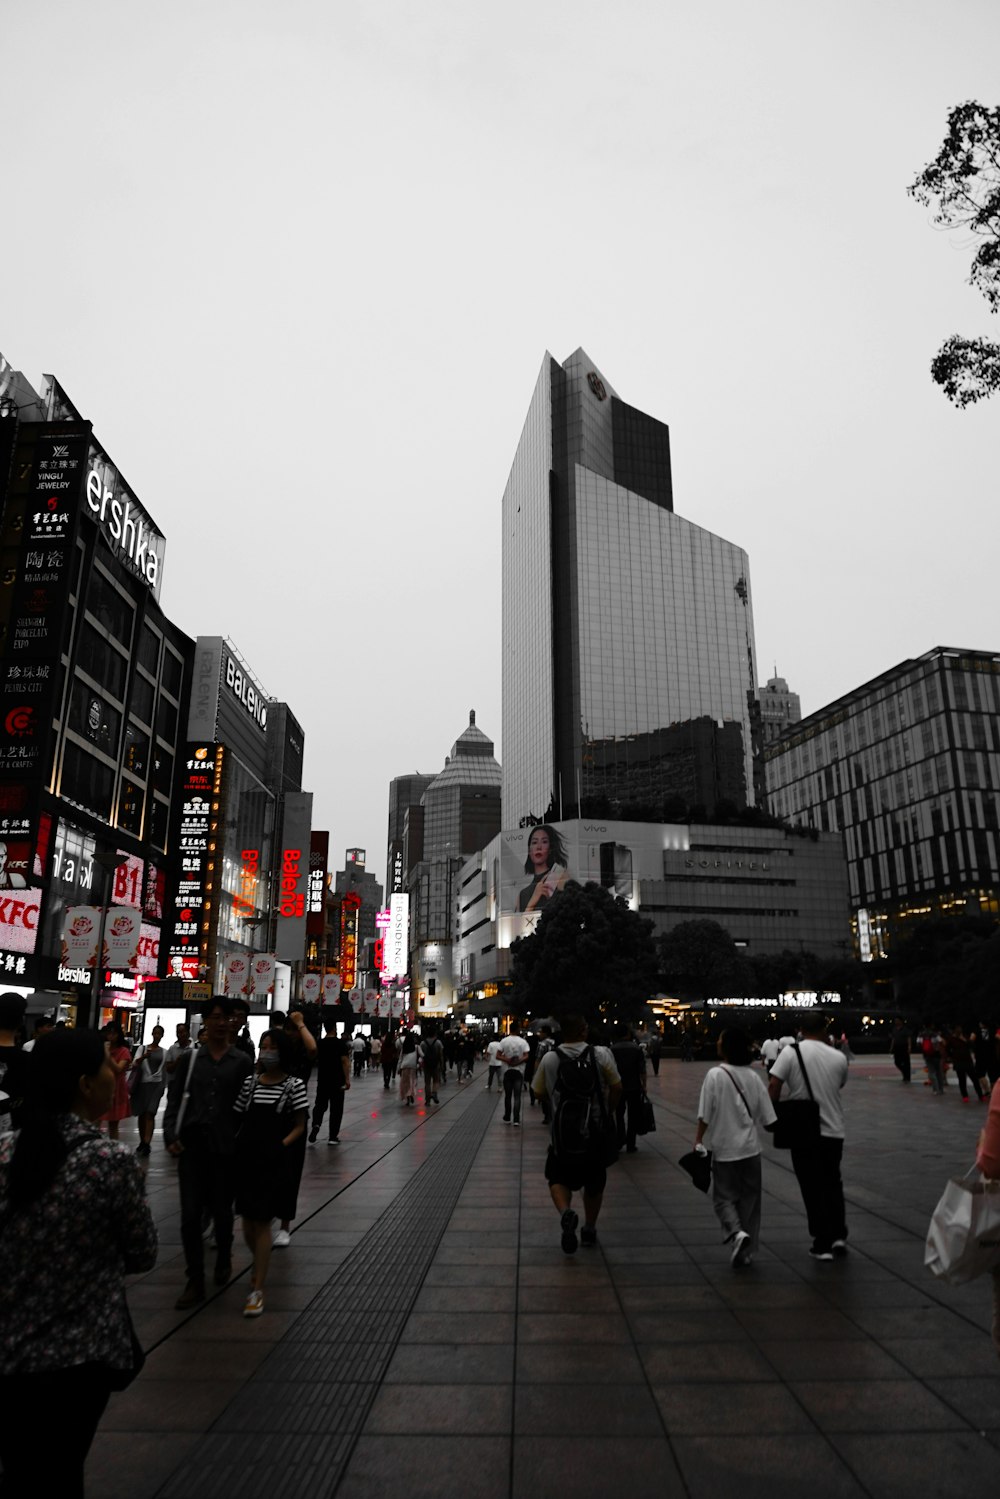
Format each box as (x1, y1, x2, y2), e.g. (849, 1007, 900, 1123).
(759, 1037, 780, 1072)
(484, 1036, 503, 1092)
(769, 1010, 849, 1261)
(497, 1028, 530, 1125)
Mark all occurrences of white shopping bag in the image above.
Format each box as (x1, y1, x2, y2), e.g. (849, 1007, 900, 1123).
(925, 1165, 1000, 1285)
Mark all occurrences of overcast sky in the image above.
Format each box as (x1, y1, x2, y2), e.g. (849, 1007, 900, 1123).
(5, 0, 999, 889)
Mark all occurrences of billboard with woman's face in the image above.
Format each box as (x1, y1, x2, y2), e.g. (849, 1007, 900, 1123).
(497, 819, 660, 943)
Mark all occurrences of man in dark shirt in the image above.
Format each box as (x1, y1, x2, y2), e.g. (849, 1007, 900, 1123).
(163, 995, 252, 1308)
(611, 1024, 647, 1154)
(309, 1011, 351, 1143)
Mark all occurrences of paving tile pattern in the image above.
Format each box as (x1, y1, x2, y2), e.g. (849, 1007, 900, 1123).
(156, 1090, 498, 1498)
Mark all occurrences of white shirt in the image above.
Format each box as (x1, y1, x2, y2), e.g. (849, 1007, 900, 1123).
(486, 1039, 503, 1069)
(759, 1038, 780, 1065)
(697, 1064, 776, 1162)
(497, 1035, 530, 1073)
(769, 1038, 848, 1138)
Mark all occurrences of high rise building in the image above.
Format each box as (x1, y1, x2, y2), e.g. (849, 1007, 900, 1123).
(756, 673, 802, 744)
(501, 348, 757, 827)
(763, 647, 1000, 957)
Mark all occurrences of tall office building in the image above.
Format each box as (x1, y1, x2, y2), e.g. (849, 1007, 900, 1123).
(763, 647, 1000, 957)
(756, 673, 802, 744)
(501, 348, 757, 827)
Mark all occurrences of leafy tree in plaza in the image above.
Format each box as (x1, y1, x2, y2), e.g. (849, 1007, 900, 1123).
(888, 915, 1000, 1020)
(509, 881, 658, 1020)
(909, 101, 1000, 407)
(657, 919, 738, 1001)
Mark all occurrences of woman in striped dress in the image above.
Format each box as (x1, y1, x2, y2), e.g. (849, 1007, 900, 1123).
(233, 1029, 308, 1317)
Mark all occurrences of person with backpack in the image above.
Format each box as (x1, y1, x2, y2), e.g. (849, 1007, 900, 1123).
(531, 1013, 621, 1253)
(693, 1027, 776, 1267)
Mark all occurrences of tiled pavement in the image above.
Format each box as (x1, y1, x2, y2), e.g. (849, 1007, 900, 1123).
(87, 1056, 1000, 1498)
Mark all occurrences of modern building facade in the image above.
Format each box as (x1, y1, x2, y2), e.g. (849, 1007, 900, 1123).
(763, 647, 1000, 958)
(453, 817, 851, 1011)
(0, 357, 193, 1028)
(164, 635, 311, 1001)
(756, 673, 802, 744)
(502, 348, 758, 827)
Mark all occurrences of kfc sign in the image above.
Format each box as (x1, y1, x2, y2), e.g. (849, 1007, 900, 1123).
(0, 887, 42, 955)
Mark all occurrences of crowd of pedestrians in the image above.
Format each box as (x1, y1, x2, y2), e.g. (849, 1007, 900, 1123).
(5, 986, 1000, 1495)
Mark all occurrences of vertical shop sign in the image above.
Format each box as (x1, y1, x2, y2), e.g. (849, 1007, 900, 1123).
(322, 974, 342, 1004)
(275, 792, 312, 962)
(307, 831, 328, 936)
(302, 973, 322, 1004)
(167, 744, 224, 980)
(251, 952, 275, 998)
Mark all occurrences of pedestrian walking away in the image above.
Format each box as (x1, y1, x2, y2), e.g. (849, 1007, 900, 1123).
(163, 995, 253, 1308)
(309, 1010, 351, 1143)
(130, 1024, 167, 1157)
(610, 1023, 647, 1153)
(889, 1019, 912, 1083)
(768, 1011, 849, 1260)
(399, 1033, 418, 1105)
(694, 1027, 776, 1267)
(484, 1034, 503, 1092)
(532, 1012, 621, 1252)
(498, 1027, 530, 1125)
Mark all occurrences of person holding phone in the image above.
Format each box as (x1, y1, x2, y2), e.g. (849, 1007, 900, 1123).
(518, 825, 570, 913)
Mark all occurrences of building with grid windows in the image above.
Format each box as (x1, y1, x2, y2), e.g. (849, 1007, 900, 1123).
(763, 647, 1000, 958)
(501, 349, 758, 828)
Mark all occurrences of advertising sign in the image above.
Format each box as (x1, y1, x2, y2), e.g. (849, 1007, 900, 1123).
(225, 953, 249, 995)
(349, 990, 364, 1014)
(390, 993, 406, 1018)
(167, 745, 223, 980)
(102, 907, 142, 969)
(251, 952, 276, 998)
(136, 921, 160, 978)
(322, 974, 342, 1004)
(61, 904, 102, 968)
(85, 445, 166, 599)
(386, 892, 409, 978)
(377, 992, 390, 1017)
(275, 792, 312, 963)
(363, 988, 378, 1015)
(302, 973, 322, 1004)
(307, 831, 328, 937)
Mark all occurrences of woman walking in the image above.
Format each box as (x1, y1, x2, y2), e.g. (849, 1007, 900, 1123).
(130, 1024, 167, 1156)
(100, 1020, 132, 1141)
(693, 1027, 776, 1268)
(399, 1032, 418, 1105)
(0, 1029, 157, 1496)
(233, 1029, 308, 1316)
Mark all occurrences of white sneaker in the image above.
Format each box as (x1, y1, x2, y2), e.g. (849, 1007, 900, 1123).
(273, 1229, 291, 1248)
(730, 1230, 751, 1266)
(243, 1289, 264, 1318)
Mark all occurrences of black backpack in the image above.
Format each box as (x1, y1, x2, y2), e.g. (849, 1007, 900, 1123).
(551, 1045, 616, 1167)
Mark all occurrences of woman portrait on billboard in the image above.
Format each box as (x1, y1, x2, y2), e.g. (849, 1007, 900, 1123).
(517, 825, 570, 913)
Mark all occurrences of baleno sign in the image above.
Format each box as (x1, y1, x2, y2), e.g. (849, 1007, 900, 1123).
(225, 655, 268, 729)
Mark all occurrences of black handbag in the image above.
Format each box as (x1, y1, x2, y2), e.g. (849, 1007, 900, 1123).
(771, 1043, 821, 1150)
(636, 1094, 656, 1136)
(678, 1149, 712, 1192)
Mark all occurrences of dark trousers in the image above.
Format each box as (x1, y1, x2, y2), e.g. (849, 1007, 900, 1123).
(178, 1135, 236, 1286)
(353, 1053, 364, 1078)
(503, 1070, 523, 1121)
(382, 1059, 397, 1087)
(955, 1065, 984, 1100)
(616, 1089, 642, 1149)
(892, 1048, 911, 1082)
(650, 1052, 660, 1076)
(423, 1066, 439, 1100)
(312, 1080, 346, 1137)
(790, 1136, 846, 1251)
(0, 1363, 112, 1498)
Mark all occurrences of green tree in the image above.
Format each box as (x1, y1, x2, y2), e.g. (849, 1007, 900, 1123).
(909, 101, 1000, 407)
(657, 919, 737, 1001)
(509, 881, 658, 1020)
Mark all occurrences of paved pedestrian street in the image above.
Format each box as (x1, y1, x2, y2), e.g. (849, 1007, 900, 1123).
(89, 1056, 1000, 1498)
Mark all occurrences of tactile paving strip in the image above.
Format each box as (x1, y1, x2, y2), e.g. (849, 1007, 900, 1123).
(157, 1090, 498, 1498)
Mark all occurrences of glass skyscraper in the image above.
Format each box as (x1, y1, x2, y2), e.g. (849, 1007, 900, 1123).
(501, 348, 758, 826)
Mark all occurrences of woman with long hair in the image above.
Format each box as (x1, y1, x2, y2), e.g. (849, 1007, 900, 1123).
(517, 825, 569, 913)
(233, 1029, 308, 1317)
(0, 1028, 157, 1496)
(398, 1031, 418, 1105)
(99, 1019, 132, 1141)
(130, 1023, 167, 1157)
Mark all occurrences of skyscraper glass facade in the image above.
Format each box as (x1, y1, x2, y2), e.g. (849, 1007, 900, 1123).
(502, 348, 757, 825)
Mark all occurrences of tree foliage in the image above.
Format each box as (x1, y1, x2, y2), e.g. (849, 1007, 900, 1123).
(657, 920, 738, 1001)
(885, 915, 1000, 1020)
(909, 101, 1000, 407)
(509, 880, 658, 1020)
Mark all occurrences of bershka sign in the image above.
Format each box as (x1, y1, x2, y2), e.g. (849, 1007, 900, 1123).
(225, 655, 268, 730)
(85, 460, 165, 599)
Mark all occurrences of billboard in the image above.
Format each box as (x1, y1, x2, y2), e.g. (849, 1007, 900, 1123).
(166, 744, 224, 980)
(307, 831, 329, 937)
(275, 792, 312, 962)
(386, 892, 408, 978)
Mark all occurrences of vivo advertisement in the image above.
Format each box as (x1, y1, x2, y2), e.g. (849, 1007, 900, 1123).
(496, 820, 687, 942)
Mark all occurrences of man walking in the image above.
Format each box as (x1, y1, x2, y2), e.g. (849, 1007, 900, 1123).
(309, 1011, 351, 1143)
(498, 1027, 530, 1125)
(484, 1034, 503, 1092)
(610, 1023, 646, 1154)
(532, 1013, 621, 1252)
(768, 1010, 849, 1261)
(163, 996, 253, 1307)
